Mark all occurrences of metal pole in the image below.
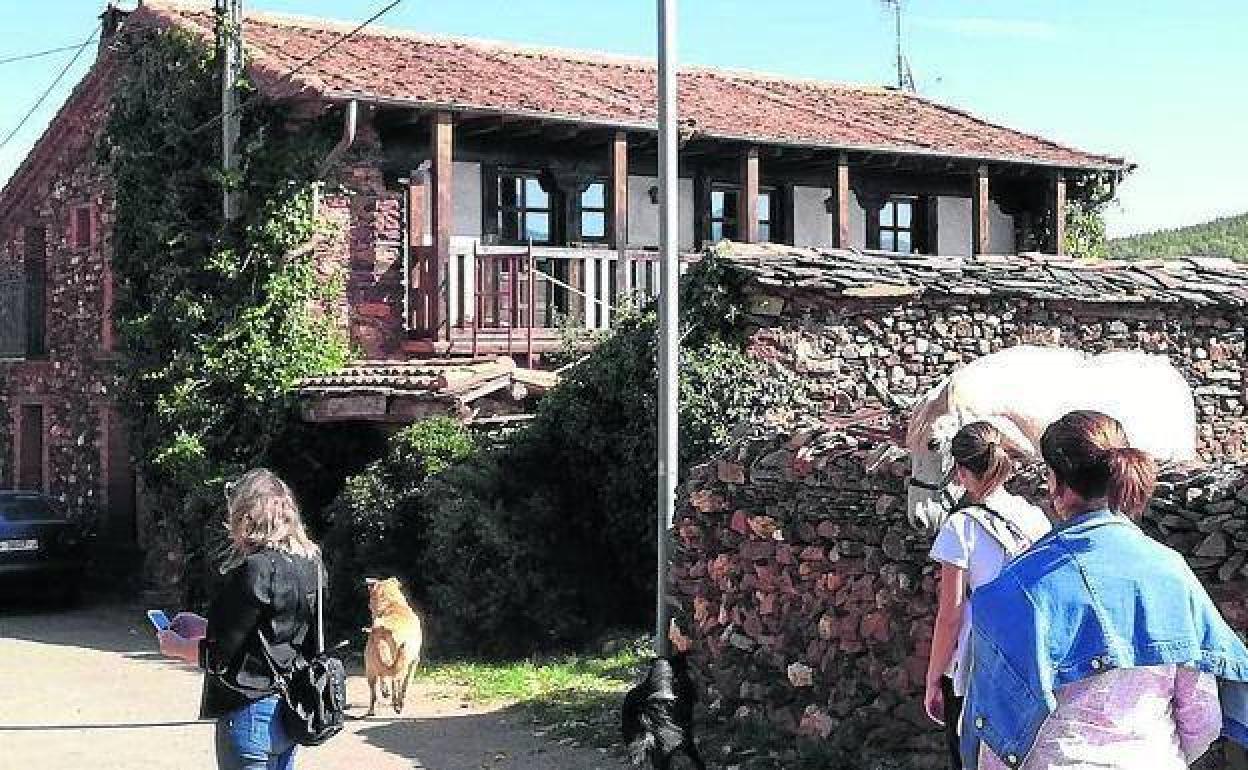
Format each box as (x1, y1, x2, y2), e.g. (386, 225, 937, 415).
(655, 0, 679, 658)
(218, 0, 242, 221)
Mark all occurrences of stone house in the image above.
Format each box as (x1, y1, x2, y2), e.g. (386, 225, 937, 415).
(0, 2, 1128, 557)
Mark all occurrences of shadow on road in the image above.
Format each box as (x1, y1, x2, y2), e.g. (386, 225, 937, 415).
(0, 598, 159, 656)
(0, 721, 207, 732)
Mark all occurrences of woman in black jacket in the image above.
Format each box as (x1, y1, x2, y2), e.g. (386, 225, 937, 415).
(158, 468, 323, 770)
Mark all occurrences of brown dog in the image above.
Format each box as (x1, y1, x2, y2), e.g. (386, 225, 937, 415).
(363, 577, 424, 716)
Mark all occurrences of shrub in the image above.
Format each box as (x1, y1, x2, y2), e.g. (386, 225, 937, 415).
(324, 257, 804, 657)
(321, 417, 475, 633)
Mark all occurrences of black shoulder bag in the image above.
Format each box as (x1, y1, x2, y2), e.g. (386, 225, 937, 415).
(257, 558, 348, 747)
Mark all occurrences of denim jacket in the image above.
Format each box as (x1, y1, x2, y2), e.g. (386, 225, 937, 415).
(960, 509, 1248, 770)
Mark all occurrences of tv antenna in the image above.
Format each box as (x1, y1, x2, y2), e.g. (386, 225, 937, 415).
(881, 0, 916, 91)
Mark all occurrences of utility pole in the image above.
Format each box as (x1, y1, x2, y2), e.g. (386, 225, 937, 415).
(217, 0, 243, 221)
(654, 0, 679, 659)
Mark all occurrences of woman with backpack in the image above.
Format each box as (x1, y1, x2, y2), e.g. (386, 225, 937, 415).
(960, 411, 1248, 770)
(157, 468, 326, 770)
(923, 421, 1052, 770)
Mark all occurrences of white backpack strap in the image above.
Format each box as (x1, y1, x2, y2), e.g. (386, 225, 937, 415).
(961, 504, 1033, 560)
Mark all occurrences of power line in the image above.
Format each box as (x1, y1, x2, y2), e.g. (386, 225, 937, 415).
(0, 42, 90, 67)
(166, 0, 405, 150)
(0, 26, 100, 153)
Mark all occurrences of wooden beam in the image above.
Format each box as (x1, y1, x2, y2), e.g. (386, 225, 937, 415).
(740, 146, 760, 243)
(834, 152, 851, 249)
(972, 165, 990, 256)
(610, 131, 630, 295)
(407, 175, 429, 333)
(1052, 172, 1067, 256)
(431, 111, 454, 339)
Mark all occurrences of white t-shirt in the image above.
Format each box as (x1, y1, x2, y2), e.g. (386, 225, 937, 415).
(928, 488, 1051, 696)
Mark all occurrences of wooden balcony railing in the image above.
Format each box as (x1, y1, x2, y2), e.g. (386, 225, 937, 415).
(407, 241, 691, 361)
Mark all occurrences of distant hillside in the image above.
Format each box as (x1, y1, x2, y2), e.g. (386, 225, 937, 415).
(1109, 212, 1248, 262)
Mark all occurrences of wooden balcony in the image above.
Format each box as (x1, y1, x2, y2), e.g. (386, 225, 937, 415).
(405, 243, 693, 363)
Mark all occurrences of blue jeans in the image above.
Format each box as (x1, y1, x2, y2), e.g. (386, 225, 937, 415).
(215, 696, 297, 770)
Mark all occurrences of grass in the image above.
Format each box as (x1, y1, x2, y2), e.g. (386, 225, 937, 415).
(414, 636, 649, 750)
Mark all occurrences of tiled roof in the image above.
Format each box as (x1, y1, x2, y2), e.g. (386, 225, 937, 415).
(721, 243, 1248, 307)
(295, 357, 558, 423)
(134, 1, 1124, 171)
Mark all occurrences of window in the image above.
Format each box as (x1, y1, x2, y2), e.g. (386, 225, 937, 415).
(709, 186, 738, 242)
(709, 185, 776, 243)
(579, 181, 608, 242)
(18, 404, 44, 491)
(758, 191, 774, 244)
(24, 226, 46, 358)
(877, 196, 916, 254)
(497, 172, 552, 245)
(72, 205, 93, 250)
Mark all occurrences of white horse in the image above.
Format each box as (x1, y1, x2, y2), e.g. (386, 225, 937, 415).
(905, 345, 1197, 530)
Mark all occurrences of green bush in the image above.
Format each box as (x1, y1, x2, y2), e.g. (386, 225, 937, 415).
(325, 257, 804, 656)
(322, 418, 475, 632)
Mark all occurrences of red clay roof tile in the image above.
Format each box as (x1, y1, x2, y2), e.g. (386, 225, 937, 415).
(136, 1, 1124, 170)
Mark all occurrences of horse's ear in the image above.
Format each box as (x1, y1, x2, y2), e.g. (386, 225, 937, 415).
(983, 416, 1038, 459)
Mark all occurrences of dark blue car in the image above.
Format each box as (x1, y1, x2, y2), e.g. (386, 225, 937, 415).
(0, 491, 89, 599)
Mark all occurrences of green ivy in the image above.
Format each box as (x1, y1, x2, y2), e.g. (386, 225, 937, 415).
(99, 26, 348, 595)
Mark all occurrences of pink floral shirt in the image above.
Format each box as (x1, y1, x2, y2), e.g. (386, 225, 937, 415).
(979, 665, 1222, 770)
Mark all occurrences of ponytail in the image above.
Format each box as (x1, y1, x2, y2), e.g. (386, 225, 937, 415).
(1106, 447, 1157, 520)
(1042, 410, 1158, 520)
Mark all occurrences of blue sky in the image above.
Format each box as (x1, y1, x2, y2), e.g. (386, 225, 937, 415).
(1, 1, 1245, 237)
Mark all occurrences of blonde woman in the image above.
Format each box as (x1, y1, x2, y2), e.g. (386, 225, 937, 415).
(159, 469, 323, 770)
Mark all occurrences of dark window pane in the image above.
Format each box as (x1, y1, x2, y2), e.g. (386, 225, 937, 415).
(500, 210, 521, 242)
(758, 193, 771, 222)
(897, 231, 912, 253)
(525, 178, 548, 209)
(582, 182, 605, 209)
(880, 203, 894, 227)
(759, 223, 771, 243)
(500, 177, 520, 208)
(711, 190, 725, 218)
(582, 211, 606, 239)
(526, 212, 550, 243)
(896, 201, 912, 228)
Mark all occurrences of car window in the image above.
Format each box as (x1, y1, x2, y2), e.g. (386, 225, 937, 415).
(0, 497, 65, 521)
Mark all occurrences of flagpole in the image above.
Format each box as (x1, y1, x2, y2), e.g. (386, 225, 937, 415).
(655, 0, 679, 658)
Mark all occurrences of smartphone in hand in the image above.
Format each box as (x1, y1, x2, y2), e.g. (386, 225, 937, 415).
(146, 609, 171, 632)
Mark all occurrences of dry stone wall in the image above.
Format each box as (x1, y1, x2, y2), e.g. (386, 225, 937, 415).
(670, 418, 1248, 768)
(745, 295, 1246, 462)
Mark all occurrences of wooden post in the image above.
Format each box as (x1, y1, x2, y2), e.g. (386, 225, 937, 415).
(431, 112, 453, 339)
(972, 165, 991, 256)
(610, 131, 630, 300)
(406, 176, 427, 332)
(739, 146, 760, 243)
(834, 152, 851, 249)
(1052, 172, 1067, 256)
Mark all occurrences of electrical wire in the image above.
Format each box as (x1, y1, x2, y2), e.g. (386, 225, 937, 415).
(0, 26, 100, 152)
(169, 0, 405, 148)
(0, 42, 90, 66)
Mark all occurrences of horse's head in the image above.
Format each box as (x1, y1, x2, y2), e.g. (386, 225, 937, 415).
(906, 413, 964, 531)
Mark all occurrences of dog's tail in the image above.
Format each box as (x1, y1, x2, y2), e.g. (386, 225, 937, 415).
(371, 626, 404, 668)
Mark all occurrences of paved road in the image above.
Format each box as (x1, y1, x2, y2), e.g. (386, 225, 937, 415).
(0, 601, 629, 770)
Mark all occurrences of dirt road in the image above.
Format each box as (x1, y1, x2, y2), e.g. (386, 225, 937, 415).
(0, 601, 629, 770)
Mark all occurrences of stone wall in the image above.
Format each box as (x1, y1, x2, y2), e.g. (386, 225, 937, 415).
(744, 292, 1247, 461)
(670, 418, 1248, 768)
(0, 53, 123, 531)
